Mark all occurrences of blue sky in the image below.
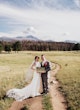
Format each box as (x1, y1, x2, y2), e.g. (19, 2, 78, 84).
(0, 0, 80, 41)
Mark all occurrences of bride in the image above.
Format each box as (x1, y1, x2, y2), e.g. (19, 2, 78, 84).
(6, 56, 41, 101)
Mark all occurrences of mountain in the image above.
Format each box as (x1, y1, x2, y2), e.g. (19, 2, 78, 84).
(0, 36, 79, 43)
(64, 40, 80, 44)
(1, 0, 80, 10)
(0, 37, 15, 42)
(0, 35, 40, 42)
(16, 35, 39, 41)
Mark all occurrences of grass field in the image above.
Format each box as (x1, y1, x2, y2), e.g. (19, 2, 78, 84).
(0, 51, 80, 110)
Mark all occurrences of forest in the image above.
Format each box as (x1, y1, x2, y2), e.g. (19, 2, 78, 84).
(0, 40, 80, 53)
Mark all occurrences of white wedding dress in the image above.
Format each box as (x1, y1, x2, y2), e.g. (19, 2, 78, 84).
(6, 61, 41, 101)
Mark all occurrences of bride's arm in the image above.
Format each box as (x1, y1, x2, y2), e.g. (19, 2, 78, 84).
(31, 62, 36, 70)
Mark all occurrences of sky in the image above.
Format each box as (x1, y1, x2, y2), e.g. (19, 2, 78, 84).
(0, 0, 80, 41)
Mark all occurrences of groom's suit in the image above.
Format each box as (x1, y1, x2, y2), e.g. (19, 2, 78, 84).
(41, 61, 51, 93)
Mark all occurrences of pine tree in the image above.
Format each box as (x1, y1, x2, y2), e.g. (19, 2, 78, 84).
(12, 41, 21, 52)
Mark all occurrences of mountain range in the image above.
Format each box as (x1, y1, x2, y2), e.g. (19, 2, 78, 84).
(0, 35, 40, 42)
(0, 36, 79, 44)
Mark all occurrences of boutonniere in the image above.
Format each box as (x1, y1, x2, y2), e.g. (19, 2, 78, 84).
(44, 62, 47, 66)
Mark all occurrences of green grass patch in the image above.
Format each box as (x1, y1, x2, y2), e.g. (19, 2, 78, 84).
(42, 94, 53, 110)
(0, 98, 14, 110)
(21, 105, 29, 110)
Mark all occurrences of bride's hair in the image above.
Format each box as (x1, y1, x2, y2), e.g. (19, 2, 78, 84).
(35, 56, 39, 60)
(41, 54, 43, 56)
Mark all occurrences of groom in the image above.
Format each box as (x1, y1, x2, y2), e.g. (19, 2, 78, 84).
(41, 55, 51, 94)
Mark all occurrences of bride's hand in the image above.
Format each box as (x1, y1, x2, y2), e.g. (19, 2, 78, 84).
(31, 68, 36, 71)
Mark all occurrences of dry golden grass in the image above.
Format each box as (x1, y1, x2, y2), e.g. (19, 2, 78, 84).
(0, 51, 80, 110)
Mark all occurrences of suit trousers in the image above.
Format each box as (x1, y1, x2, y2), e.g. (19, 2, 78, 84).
(41, 72, 48, 92)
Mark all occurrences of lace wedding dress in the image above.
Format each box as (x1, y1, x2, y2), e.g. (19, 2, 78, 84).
(6, 61, 41, 101)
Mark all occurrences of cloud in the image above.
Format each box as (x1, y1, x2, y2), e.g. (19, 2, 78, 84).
(0, 0, 79, 10)
(74, 0, 80, 8)
(0, 3, 80, 41)
(0, 32, 11, 37)
(23, 27, 37, 35)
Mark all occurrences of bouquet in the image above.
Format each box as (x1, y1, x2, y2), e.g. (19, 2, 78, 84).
(36, 67, 46, 73)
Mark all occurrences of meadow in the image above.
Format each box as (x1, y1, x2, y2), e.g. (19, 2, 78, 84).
(0, 51, 80, 110)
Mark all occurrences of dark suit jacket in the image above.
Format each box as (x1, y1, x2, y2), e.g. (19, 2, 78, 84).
(41, 61, 51, 73)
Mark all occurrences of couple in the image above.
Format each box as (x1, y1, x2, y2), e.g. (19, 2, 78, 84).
(7, 55, 51, 101)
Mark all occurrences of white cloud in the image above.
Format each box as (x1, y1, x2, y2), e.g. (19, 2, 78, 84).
(0, 4, 80, 41)
(0, 31, 24, 38)
(23, 27, 37, 35)
(74, 0, 80, 7)
(0, 32, 11, 37)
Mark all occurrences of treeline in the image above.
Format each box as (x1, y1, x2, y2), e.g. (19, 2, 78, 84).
(21, 41, 75, 51)
(0, 40, 80, 53)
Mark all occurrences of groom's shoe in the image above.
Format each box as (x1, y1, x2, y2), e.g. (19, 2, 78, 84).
(45, 91, 49, 94)
(41, 92, 45, 95)
(44, 89, 49, 94)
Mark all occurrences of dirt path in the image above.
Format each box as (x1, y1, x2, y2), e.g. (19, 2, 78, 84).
(8, 63, 67, 110)
(49, 63, 67, 110)
(9, 96, 42, 110)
